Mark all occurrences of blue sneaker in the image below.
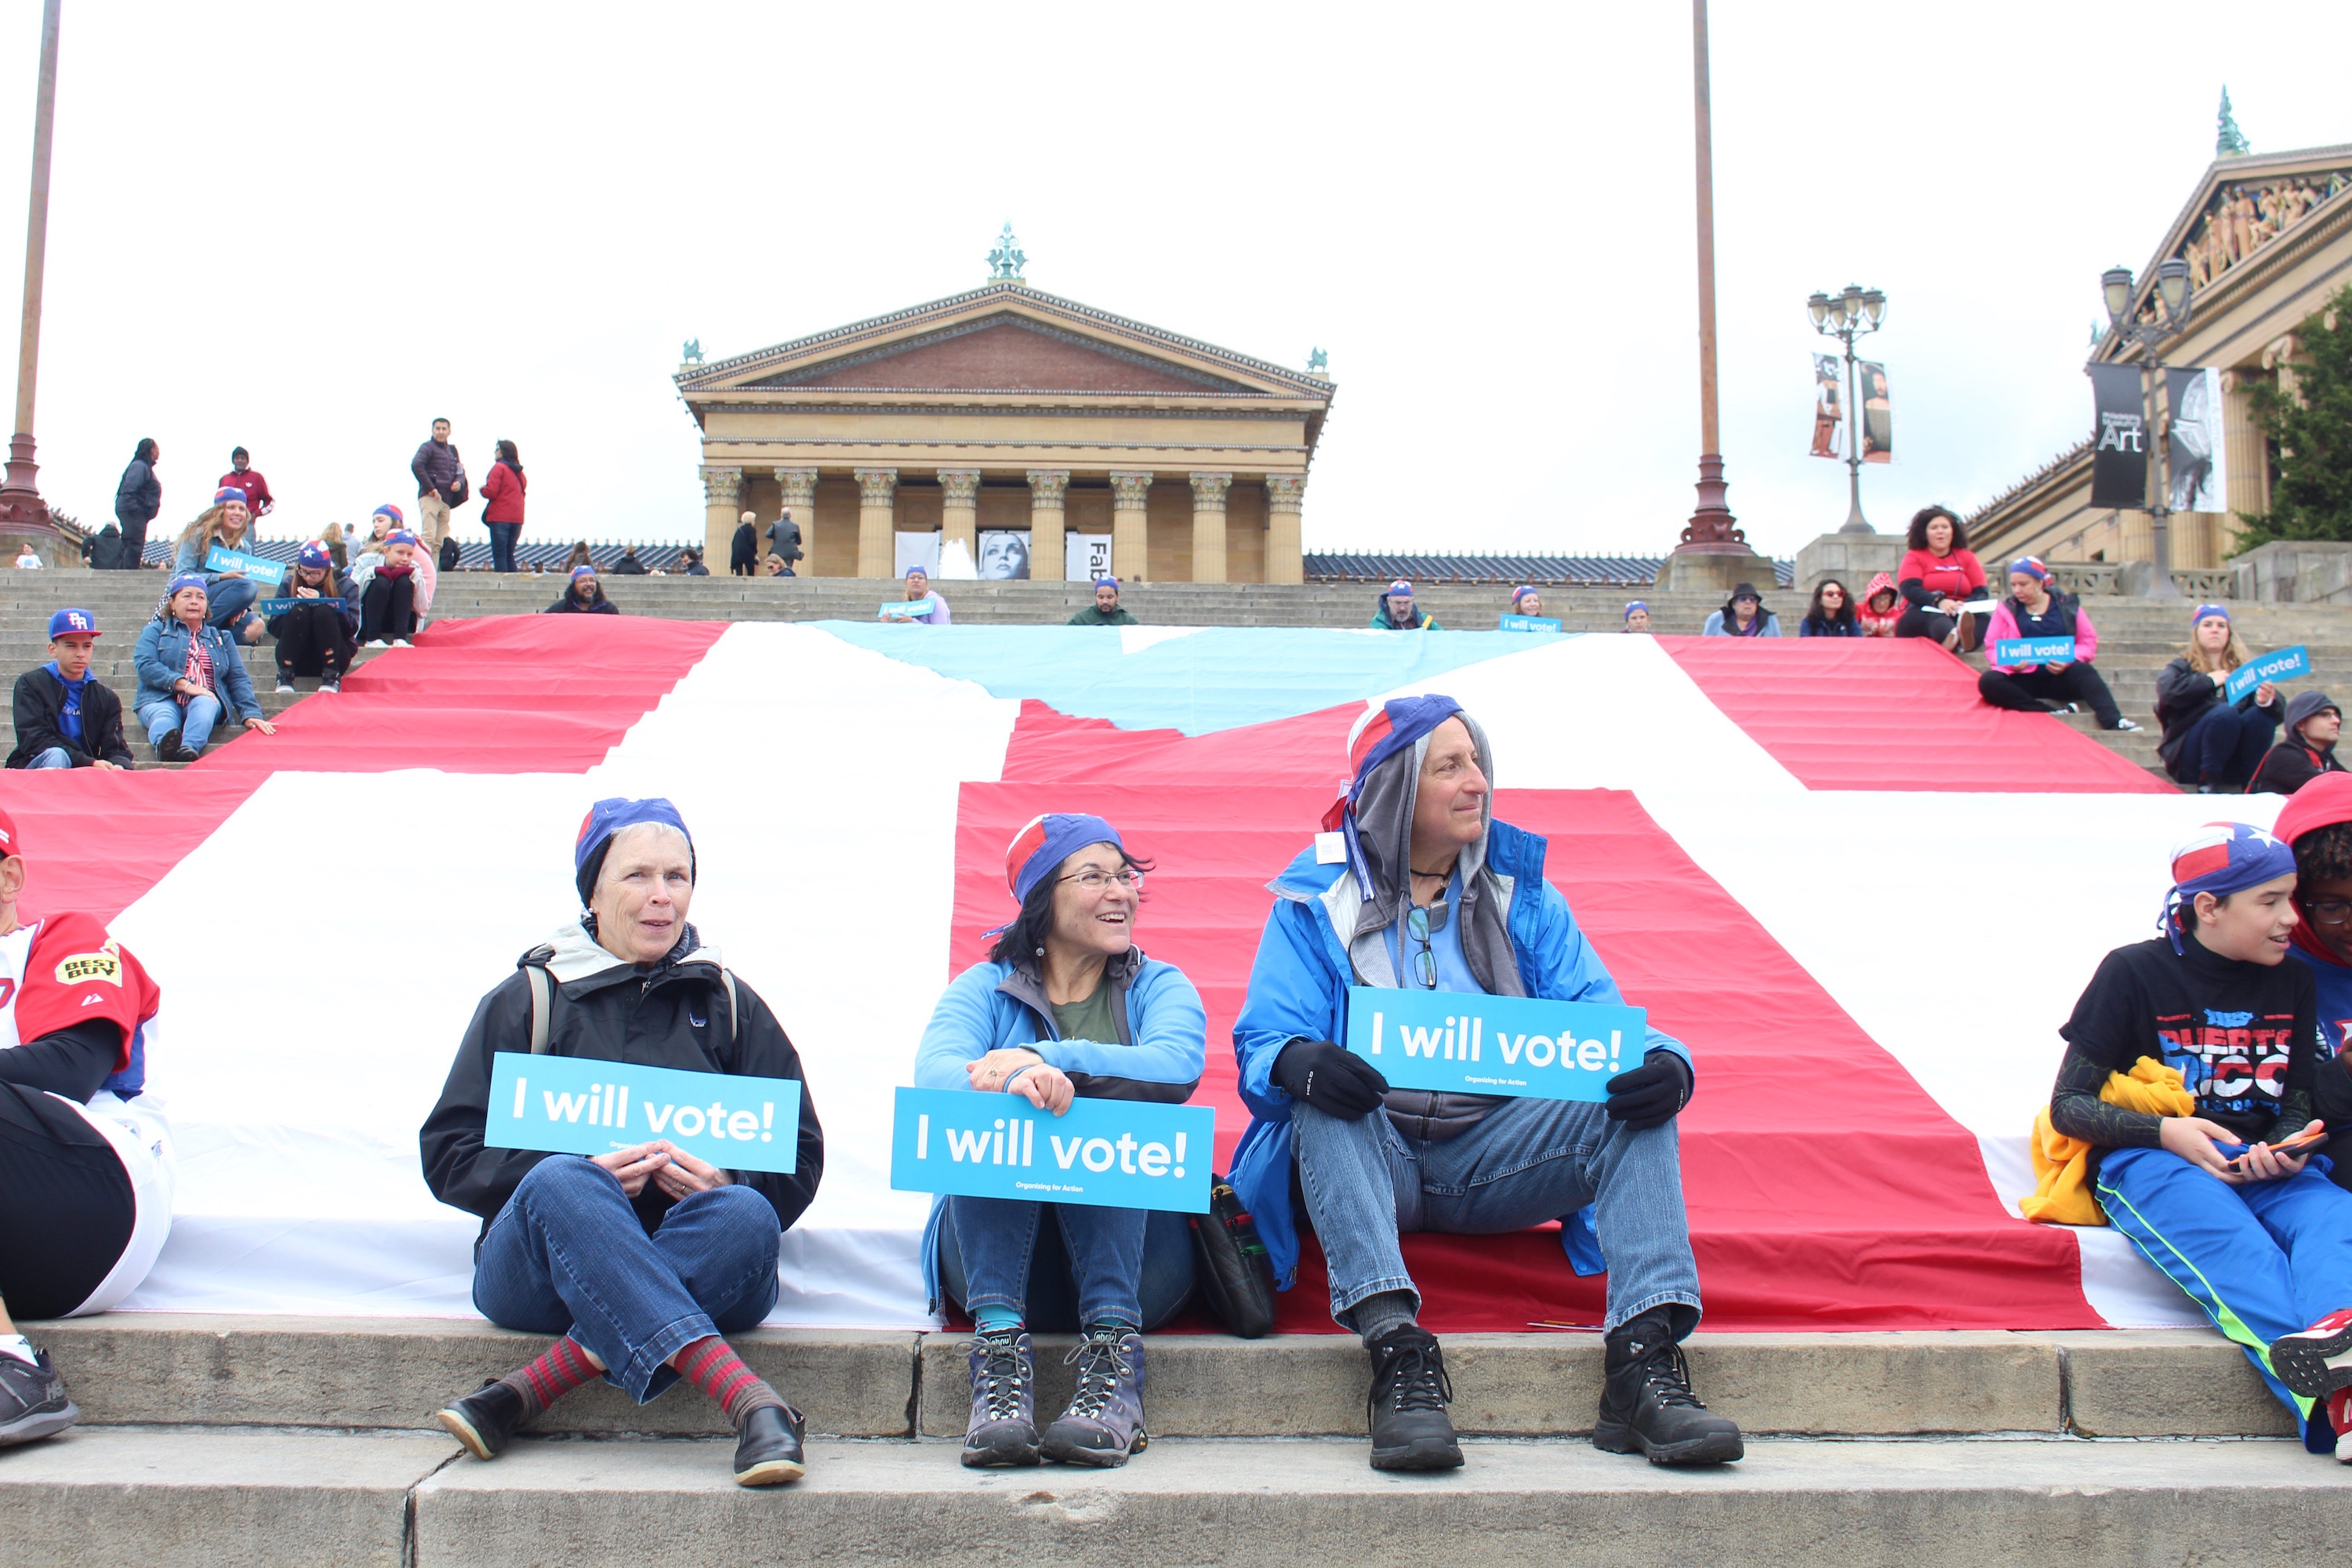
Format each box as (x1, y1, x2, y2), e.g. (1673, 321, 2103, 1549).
(962, 1328, 1040, 1468)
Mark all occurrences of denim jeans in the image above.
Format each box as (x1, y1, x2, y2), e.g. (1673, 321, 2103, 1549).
(206, 575, 260, 640)
(2176, 702, 2279, 787)
(24, 746, 72, 769)
(1293, 1094, 1702, 1335)
(471, 1156, 780, 1403)
(137, 693, 221, 751)
(487, 522, 521, 574)
(938, 1195, 1193, 1331)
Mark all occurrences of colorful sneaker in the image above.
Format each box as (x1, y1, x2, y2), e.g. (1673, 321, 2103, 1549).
(2270, 1308, 2352, 1399)
(961, 1328, 1040, 1468)
(1040, 1323, 1145, 1467)
(2328, 1388, 2351, 1464)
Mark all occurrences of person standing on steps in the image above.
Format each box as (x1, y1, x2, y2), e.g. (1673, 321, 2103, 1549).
(916, 814, 1204, 1469)
(730, 510, 759, 576)
(479, 441, 526, 574)
(215, 447, 273, 519)
(420, 798, 826, 1488)
(111, 438, 161, 571)
(2157, 604, 2281, 793)
(2250, 694, 2346, 797)
(1229, 695, 1740, 1473)
(766, 510, 802, 575)
(1976, 557, 2137, 731)
(410, 418, 467, 556)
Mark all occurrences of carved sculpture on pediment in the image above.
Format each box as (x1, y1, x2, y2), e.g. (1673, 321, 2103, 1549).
(2173, 170, 2347, 290)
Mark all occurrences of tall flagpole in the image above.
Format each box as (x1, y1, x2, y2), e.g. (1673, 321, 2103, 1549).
(1675, 0, 1744, 556)
(0, 0, 60, 546)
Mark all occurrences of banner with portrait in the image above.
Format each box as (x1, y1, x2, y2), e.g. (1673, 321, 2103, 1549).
(2087, 362, 2149, 510)
(977, 530, 1032, 580)
(1857, 361, 1893, 463)
(2165, 365, 2228, 514)
(1809, 354, 1842, 459)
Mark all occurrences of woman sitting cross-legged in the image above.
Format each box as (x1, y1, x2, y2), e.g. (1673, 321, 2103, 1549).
(915, 813, 1206, 1470)
(419, 798, 826, 1487)
(267, 542, 359, 694)
(1895, 505, 1990, 652)
(130, 575, 273, 762)
(2156, 603, 2282, 793)
(1976, 556, 2137, 731)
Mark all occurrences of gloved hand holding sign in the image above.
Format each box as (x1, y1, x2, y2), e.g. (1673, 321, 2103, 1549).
(1272, 1039, 1391, 1119)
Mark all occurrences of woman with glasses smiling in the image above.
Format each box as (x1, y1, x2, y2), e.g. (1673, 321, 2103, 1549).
(2273, 777, 2352, 1195)
(913, 813, 1206, 1472)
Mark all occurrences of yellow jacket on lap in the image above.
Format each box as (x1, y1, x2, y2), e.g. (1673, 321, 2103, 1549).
(2021, 1056, 2195, 1225)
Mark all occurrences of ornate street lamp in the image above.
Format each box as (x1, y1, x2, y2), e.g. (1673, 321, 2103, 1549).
(1809, 281, 1886, 533)
(2096, 257, 2196, 597)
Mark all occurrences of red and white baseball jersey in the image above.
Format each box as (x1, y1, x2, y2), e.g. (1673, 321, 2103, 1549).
(0, 911, 161, 1076)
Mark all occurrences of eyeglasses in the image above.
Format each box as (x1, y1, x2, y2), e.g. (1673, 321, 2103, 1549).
(1058, 868, 1143, 894)
(2307, 898, 2352, 924)
(1404, 906, 1438, 988)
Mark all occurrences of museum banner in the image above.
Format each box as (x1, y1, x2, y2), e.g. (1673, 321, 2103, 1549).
(2165, 365, 2228, 514)
(2088, 363, 2149, 510)
(1858, 361, 1893, 463)
(1809, 354, 1842, 459)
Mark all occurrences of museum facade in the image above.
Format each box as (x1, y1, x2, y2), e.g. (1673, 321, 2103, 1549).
(675, 278, 1333, 582)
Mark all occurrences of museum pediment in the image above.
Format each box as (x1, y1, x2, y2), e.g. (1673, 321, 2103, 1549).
(750, 315, 1253, 395)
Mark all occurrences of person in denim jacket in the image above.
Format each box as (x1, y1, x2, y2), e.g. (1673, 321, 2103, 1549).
(130, 576, 270, 762)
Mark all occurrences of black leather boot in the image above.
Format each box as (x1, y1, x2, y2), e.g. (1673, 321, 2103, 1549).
(436, 1379, 527, 1461)
(1593, 1309, 1743, 1465)
(1364, 1324, 1463, 1471)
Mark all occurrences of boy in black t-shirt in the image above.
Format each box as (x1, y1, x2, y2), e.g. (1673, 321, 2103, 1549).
(2052, 821, 2352, 1461)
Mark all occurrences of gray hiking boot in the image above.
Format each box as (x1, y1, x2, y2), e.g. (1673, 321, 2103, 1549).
(1040, 1323, 1145, 1467)
(961, 1328, 1040, 1468)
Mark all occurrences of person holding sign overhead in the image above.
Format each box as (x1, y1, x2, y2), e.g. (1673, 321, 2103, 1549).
(169, 488, 270, 645)
(1976, 557, 2134, 731)
(2157, 604, 2282, 793)
(913, 813, 1206, 1469)
(1229, 695, 1739, 1472)
(419, 798, 826, 1487)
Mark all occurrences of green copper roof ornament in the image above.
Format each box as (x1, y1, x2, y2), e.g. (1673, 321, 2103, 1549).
(1307, 347, 1328, 374)
(2216, 87, 2249, 158)
(987, 223, 1027, 282)
(681, 338, 703, 365)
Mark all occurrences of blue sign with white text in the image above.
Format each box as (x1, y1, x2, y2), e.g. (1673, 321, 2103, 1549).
(205, 546, 285, 587)
(1991, 636, 2075, 666)
(257, 597, 345, 615)
(1343, 986, 1642, 1102)
(485, 1052, 801, 1174)
(1498, 615, 1563, 633)
(2227, 644, 2310, 703)
(889, 1086, 1212, 1213)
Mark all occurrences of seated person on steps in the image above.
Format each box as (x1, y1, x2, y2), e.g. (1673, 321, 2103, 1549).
(1066, 577, 1138, 626)
(1976, 556, 2136, 731)
(130, 575, 273, 763)
(8, 609, 132, 771)
(169, 488, 268, 646)
(546, 564, 618, 615)
(2250, 692, 2344, 797)
(358, 530, 425, 647)
(2156, 604, 2281, 793)
(268, 542, 359, 694)
(2265, 777, 2352, 1194)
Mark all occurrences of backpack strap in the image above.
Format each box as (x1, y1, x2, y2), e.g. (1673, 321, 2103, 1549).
(525, 964, 554, 1054)
(724, 968, 739, 1047)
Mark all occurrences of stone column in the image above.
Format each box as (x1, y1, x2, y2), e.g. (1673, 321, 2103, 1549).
(702, 465, 742, 568)
(1028, 470, 1070, 581)
(1188, 473, 1232, 584)
(854, 467, 897, 579)
(775, 467, 818, 568)
(2219, 371, 2268, 557)
(1109, 471, 1153, 582)
(938, 470, 980, 568)
(1265, 474, 1306, 586)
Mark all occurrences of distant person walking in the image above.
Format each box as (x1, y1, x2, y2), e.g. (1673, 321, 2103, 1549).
(112, 438, 162, 570)
(410, 418, 468, 554)
(480, 441, 526, 573)
(767, 510, 802, 575)
(216, 447, 274, 518)
(730, 511, 758, 576)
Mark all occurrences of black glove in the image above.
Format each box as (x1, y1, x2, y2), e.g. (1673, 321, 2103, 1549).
(1605, 1052, 1692, 1131)
(1270, 1040, 1390, 1120)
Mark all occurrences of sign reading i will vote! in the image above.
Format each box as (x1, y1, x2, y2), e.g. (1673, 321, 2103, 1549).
(484, 1052, 801, 1174)
(1343, 986, 1642, 1103)
(2226, 645, 2310, 703)
(257, 597, 345, 615)
(204, 546, 286, 587)
(889, 1086, 1213, 1214)
(1498, 614, 1564, 633)
(1991, 636, 2075, 666)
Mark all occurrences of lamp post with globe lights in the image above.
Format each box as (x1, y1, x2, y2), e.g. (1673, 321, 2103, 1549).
(2094, 258, 2195, 597)
(1807, 285, 1886, 534)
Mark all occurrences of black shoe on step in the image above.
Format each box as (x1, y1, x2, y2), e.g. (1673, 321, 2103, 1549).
(1364, 1323, 1463, 1471)
(437, 1378, 526, 1460)
(732, 1402, 807, 1486)
(1593, 1309, 1743, 1465)
(0, 1348, 78, 1447)
(154, 728, 182, 762)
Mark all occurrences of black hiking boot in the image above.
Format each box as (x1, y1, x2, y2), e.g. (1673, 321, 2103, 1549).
(1364, 1323, 1462, 1471)
(1593, 1309, 1743, 1465)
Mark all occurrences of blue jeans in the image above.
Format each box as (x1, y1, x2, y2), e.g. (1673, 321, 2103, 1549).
(2175, 702, 2278, 787)
(137, 693, 221, 751)
(471, 1156, 780, 1403)
(206, 575, 260, 641)
(1293, 1094, 1702, 1335)
(938, 1195, 1193, 1331)
(487, 521, 521, 573)
(2099, 1146, 2352, 1452)
(24, 746, 72, 769)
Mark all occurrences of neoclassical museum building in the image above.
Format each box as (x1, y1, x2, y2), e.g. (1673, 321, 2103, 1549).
(675, 255, 1333, 583)
(1971, 140, 2352, 569)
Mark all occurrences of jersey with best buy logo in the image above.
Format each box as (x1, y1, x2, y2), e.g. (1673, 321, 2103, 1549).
(0, 911, 161, 1092)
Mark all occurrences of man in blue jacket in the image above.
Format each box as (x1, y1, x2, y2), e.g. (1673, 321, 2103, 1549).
(1229, 695, 1740, 1472)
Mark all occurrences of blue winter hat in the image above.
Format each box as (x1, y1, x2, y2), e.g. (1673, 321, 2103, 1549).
(1004, 812, 1125, 908)
(212, 486, 246, 508)
(574, 797, 694, 907)
(570, 564, 597, 583)
(166, 572, 209, 600)
(386, 529, 420, 548)
(2161, 821, 2296, 953)
(46, 608, 97, 638)
(1386, 579, 1414, 598)
(372, 503, 404, 524)
(297, 540, 332, 571)
(1511, 585, 1540, 608)
(905, 564, 930, 579)
(1094, 576, 1120, 591)
(2193, 602, 2230, 626)
(2009, 557, 2049, 582)
(1624, 599, 1649, 621)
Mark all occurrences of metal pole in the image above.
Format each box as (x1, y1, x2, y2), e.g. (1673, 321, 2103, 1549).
(2143, 350, 2179, 597)
(1675, 0, 1740, 551)
(1841, 330, 1868, 532)
(0, 0, 60, 528)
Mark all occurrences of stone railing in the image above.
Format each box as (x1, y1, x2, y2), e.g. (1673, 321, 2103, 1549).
(2046, 563, 2236, 599)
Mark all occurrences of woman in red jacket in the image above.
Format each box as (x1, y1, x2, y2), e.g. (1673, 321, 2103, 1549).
(481, 441, 527, 574)
(1895, 506, 1990, 652)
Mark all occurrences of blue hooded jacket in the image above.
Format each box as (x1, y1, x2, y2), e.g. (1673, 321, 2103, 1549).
(1228, 818, 1693, 1291)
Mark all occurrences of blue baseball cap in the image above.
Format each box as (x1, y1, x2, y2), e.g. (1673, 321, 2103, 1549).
(46, 608, 97, 639)
(1005, 813, 1125, 907)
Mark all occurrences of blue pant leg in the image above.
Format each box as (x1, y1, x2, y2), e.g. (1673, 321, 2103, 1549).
(1052, 1203, 1150, 1329)
(2097, 1146, 2315, 1439)
(650, 1185, 781, 1332)
(26, 747, 72, 769)
(135, 699, 180, 747)
(942, 1195, 1045, 1316)
(2231, 707, 2281, 782)
(470, 1156, 720, 1403)
(180, 693, 222, 750)
(1290, 1103, 1422, 1325)
(1136, 1209, 1198, 1331)
(2239, 1163, 2352, 1330)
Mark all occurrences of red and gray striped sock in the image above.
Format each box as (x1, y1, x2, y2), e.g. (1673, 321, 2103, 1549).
(673, 1335, 785, 1429)
(497, 1336, 601, 1420)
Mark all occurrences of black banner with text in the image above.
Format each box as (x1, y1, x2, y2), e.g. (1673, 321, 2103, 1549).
(2088, 363, 2148, 509)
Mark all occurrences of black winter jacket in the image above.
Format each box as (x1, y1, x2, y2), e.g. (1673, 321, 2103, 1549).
(2154, 656, 2279, 768)
(545, 592, 618, 615)
(114, 458, 160, 526)
(411, 439, 465, 503)
(420, 925, 825, 1240)
(8, 666, 132, 768)
(264, 571, 361, 641)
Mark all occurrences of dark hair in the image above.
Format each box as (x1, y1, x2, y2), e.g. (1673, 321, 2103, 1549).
(1806, 578, 1857, 630)
(1906, 506, 1968, 552)
(432, 416, 451, 427)
(572, 575, 608, 606)
(2294, 821, 2352, 891)
(134, 437, 156, 462)
(986, 844, 1154, 967)
(495, 439, 521, 473)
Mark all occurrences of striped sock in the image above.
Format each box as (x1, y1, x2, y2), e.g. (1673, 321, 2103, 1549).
(497, 1337, 601, 1420)
(673, 1335, 784, 1429)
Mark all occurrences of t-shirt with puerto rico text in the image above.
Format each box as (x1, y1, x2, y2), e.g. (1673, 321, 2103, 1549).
(2059, 933, 2316, 1145)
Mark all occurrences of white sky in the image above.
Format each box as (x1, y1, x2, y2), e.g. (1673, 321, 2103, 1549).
(0, 1, 2339, 561)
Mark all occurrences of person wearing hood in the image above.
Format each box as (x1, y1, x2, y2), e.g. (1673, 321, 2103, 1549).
(546, 564, 618, 615)
(419, 798, 826, 1488)
(2045, 821, 2352, 1461)
(2252, 693, 2347, 797)
(914, 814, 1205, 1470)
(1856, 572, 1903, 637)
(1370, 580, 1438, 631)
(1976, 557, 2136, 731)
(2157, 604, 2282, 792)
(2270, 778, 2352, 1199)
(1229, 695, 1738, 1473)
(1701, 583, 1778, 637)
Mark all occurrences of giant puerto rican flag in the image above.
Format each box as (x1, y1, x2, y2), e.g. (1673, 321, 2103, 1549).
(0, 617, 2283, 1331)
